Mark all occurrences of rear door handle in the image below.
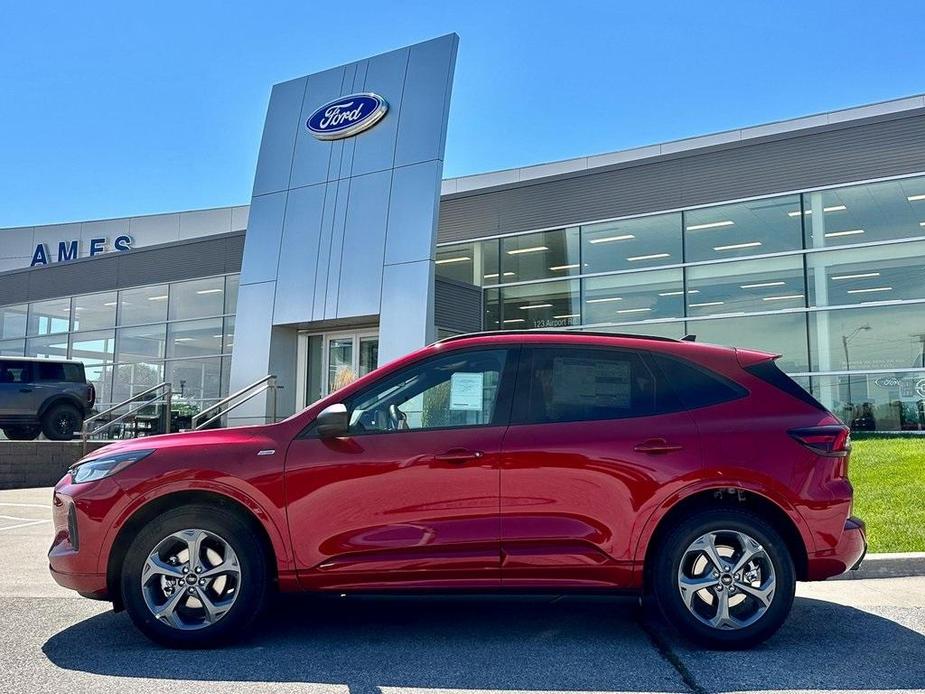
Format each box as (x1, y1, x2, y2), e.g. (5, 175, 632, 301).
(434, 448, 485, 464)
(633, 438, 683, 455)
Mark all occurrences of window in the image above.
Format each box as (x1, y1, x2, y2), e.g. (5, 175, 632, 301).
(688, 312, 809, 373)
(435, 241, 498, 285)
(684, 195, 802, 262)
(805, 240, 925, 307)
(649, 353, 747, 410)
(522, 347, 659, 424)
(119, 285, 168, 326)
(582, 213, 681, 273)
(583, 268, 684, 325)
(34, 361, 84, 383)
(501, 228, 580, 283)
(27, 298, 71, 336)
(168, 277, 225, 320)
(116, 325, 166, 363)
(803, 176, 925, 249)
(686, 255, 805, 316)
(496, 279, 580, 329)
(71, 292, 117, 332)
(0, 360, 31, 384)
(25, 334, 68, 359)
(0, 339, 25, 356)
(343, 348, 511, 434)
(167, 319, 223, 359)
(69, 330, 115, 365)
(0, 304, 28, 340)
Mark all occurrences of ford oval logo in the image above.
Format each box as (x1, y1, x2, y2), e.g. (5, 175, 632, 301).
(306, 93, 388, 140)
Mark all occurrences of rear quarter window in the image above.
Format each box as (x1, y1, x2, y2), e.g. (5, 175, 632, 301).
(648, 353, 747, 410)
(34, 362, 84, 383)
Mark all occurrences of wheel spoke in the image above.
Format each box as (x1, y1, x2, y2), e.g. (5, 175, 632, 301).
(709, 588, 738, 629)
(175, 529, 207, 568)
(731, 533, 766, 574)
(678, 573, 719, 608)
(736, 575, 776, 607)
(143, 552, 185, 580)
(196, 586, 231, 624)
(689, 532, 726, 572)
(154, 587, 187, 628)
(201, 557, 240, 579)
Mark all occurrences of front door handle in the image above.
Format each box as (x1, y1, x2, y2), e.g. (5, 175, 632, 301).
(19, 388, 32, 393)
(633, 438, 683, 455)
(434, 448, 485, 464)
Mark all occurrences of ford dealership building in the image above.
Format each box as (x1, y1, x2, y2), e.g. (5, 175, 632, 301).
(2, 35, 925, 432)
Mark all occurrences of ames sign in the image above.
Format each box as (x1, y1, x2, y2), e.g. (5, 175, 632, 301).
(31, 235, 133, 267)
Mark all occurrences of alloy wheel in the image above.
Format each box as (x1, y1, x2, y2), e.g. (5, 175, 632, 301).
(140, 528, 241, 630)
(676, 529, 776, 630)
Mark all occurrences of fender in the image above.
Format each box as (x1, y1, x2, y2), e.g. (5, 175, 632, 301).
(38, 393, 87, 418)
(630, 477, 815, 570)
(96, 477, 295, 582)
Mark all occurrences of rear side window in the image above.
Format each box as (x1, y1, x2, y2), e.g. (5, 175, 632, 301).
(0, 360, 31, 384)
(744, 359, 827, 411)
(35, 362, 84, 383)
(521, 346, 665, 424)
(648, 353, 747, 410)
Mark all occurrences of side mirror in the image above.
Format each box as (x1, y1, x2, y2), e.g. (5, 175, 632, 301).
(315, 403, 349, 438)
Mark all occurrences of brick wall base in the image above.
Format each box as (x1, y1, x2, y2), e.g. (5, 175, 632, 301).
(0, 441, 112, 490)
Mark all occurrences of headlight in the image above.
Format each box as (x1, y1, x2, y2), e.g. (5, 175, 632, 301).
(69, 449, 155, 484)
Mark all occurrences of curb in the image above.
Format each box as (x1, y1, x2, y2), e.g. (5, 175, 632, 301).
(830, 552, 925, 580)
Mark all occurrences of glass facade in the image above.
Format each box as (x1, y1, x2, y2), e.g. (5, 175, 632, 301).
(437, 173, 925, 431)
(0, 274, 238, 418)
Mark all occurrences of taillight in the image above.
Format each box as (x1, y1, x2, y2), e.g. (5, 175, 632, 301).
(788, 425, 851, 457)
(87, 383, 96, 406)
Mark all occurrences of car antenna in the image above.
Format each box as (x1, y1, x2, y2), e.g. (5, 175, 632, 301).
(681, 334, 697, 342)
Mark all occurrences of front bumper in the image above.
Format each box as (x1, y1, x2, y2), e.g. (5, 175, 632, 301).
(47, 480, 121, 600)
(807, 516, 867, 580)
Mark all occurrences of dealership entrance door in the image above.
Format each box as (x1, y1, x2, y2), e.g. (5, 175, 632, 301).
(296, 330, 379, 409)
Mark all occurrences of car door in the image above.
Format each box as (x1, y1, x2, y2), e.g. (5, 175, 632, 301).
(500, 344, 702, 588)
(0, 360, 35, 416)
(285, 345, 519, 590)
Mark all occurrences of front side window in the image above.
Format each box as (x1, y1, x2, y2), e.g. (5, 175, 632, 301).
(343, 348, 512, 434)
(521, 347, 661, 424)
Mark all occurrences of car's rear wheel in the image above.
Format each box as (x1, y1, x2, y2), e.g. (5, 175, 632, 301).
(121, 505, 268, 648)
(40, 403, 82, 441)
(652, 509, 795, 649)
(2, 424, 40, 440)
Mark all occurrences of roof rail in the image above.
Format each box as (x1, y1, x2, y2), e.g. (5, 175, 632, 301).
(436, 329, 681, 344)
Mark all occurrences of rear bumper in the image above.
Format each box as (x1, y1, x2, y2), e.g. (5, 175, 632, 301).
(807, 516, 867, 580)
(48, 564, 108, 599)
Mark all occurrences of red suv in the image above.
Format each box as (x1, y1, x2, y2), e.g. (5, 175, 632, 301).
(49, 332, 865, 649)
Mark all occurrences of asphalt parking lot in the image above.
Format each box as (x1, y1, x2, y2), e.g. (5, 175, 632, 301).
(2, 487, 924, 694)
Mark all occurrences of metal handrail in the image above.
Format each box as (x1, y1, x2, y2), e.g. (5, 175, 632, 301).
(191, 375, 278, 430)
(81, 381, 173, 453)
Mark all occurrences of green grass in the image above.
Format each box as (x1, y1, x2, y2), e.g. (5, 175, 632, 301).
(849, 437, 925, 553)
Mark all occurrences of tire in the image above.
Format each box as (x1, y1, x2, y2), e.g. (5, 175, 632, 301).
(40, 403, 82, 441)
(2, 425, 40, 440)
(120, 504, 269, 648)
(652, 509, 795, 649)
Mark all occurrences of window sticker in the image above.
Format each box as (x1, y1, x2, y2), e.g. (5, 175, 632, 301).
(551, 357, 632, 408)
(450, 372, 484, 411)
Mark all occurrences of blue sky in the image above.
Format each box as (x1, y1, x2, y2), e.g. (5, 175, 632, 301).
(2, 1, 924, 227)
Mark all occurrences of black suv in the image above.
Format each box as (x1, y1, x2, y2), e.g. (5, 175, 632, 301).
(0, 358, 95, 440)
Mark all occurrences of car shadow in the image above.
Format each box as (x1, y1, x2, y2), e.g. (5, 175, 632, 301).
(43, 594, 925, 693)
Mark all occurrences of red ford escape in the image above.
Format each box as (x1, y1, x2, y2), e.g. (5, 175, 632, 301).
(49, 331, 866, 649)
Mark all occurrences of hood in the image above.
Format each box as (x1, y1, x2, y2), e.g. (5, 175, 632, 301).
(80, 423, 271, 460)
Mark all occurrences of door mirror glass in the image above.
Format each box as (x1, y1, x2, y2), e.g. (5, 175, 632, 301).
(315, 403, 349, 438)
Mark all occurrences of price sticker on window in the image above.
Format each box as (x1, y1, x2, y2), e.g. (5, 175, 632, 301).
(450, 372, 484, 411)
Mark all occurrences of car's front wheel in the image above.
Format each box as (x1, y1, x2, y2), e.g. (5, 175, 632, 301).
(120, 504, 269, 648)
(652, 509, 795, 649)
